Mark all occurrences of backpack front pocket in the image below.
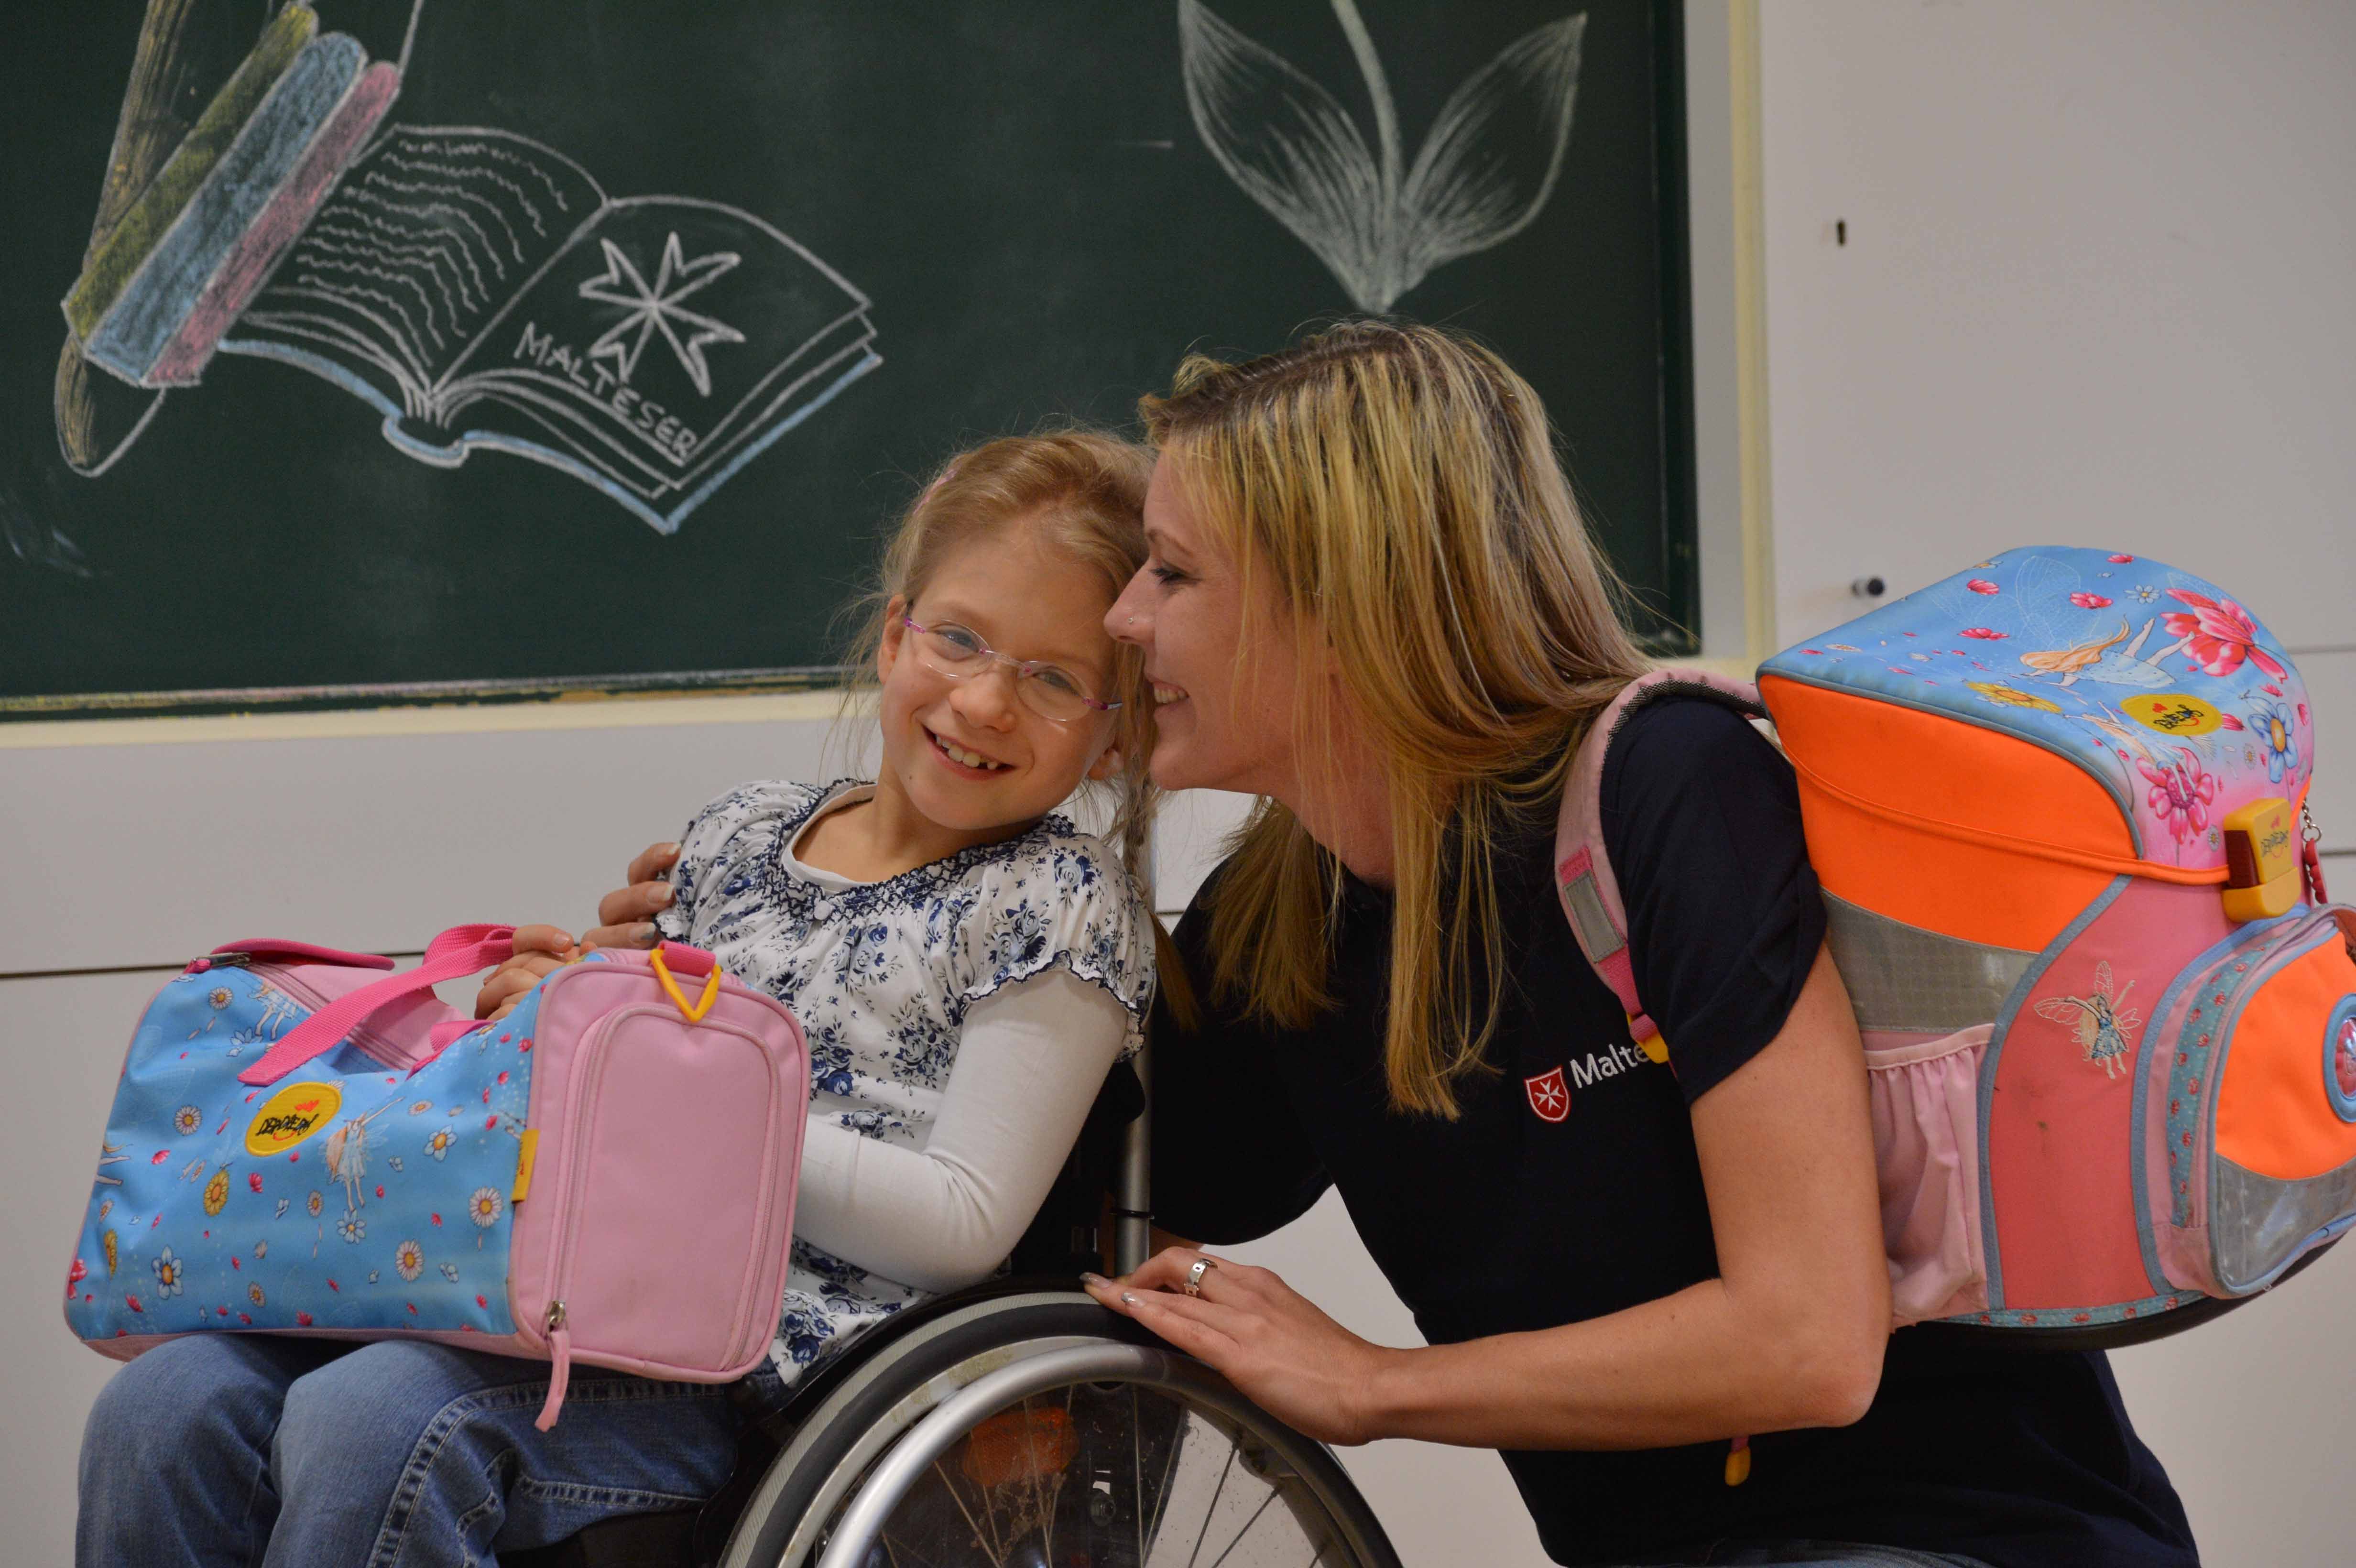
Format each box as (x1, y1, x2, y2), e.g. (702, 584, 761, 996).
(2148, 906, 2356, 1296)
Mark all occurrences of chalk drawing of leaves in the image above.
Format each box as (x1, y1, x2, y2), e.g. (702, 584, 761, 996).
(1180, 0, 1588, 313)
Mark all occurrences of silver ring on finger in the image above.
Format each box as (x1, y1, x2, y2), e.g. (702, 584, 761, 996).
(1183, 1257, 1218, 1297)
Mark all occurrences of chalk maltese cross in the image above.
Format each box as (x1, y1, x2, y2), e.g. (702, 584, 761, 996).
(578, 232, 744, 397)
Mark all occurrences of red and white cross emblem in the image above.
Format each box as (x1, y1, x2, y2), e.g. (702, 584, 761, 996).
(1524, 1067, 1570, 1123)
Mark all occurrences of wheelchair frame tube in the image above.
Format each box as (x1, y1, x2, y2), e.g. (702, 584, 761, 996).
(1116, 1030, 1153, 1274)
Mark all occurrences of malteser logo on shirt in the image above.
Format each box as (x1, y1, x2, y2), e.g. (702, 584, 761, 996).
(1527, 1041, 1661, 1122)
(1525, 1067, 1570, 1122)
(1565, 1041, 1656, 1090)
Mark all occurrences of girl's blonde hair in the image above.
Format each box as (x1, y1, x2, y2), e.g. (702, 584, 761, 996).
(1139, 321, 1649, 1116)
(842, 429, 1180, 998)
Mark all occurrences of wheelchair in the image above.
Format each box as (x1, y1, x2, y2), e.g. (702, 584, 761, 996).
(514, 1042, 1404, 1568)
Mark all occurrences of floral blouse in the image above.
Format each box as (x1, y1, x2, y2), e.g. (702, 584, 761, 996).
(654, 778, 1153, 1380)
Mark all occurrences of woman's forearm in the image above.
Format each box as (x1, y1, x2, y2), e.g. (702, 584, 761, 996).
(1371, 946, 1887, 1448)
(1360, 1274, 1881, 1450)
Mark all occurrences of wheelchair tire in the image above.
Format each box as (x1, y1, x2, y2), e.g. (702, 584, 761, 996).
(718, 1289, 1401, 1568)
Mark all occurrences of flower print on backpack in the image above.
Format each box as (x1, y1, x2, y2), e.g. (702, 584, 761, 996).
(2135, 747, 2221, 858)
(2244, 692, 2300, 784)
(467, 1187, 503, 1248)
(2033, 961, 2142, 1080)
(2160, 589, 2288, 680)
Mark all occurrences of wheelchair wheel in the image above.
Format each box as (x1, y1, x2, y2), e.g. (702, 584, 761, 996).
(719, 1290, 1401, 1568)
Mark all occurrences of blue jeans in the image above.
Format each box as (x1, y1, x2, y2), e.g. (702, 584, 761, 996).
(77, 1334, 782, 1568)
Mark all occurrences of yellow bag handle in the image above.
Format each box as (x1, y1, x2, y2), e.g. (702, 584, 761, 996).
(649, 946, 723, 1024)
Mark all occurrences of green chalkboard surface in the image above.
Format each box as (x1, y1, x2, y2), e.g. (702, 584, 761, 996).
(2, 0, 1693, 717)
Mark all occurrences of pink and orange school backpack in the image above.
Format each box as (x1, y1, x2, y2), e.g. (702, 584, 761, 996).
(1558, 545, 2354, 1346)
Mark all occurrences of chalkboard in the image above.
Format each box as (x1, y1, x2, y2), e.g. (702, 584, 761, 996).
(1, 0, 1695, 718)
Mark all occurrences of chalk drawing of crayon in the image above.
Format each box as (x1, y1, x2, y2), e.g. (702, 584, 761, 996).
(52, 0, 295, 477)
(63, 7, 401, 392)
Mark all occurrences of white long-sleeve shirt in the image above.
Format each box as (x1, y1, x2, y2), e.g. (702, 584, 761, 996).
(791, 967, 1128, 1293)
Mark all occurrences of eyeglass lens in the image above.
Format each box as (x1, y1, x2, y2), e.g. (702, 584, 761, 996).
(913, 624, 1099, 721)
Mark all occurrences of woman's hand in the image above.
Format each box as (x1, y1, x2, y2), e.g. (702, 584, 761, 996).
(473, 925, 581, 1020)
(1083, 1249, 1394, 1446)
(582, 842, 679, 950)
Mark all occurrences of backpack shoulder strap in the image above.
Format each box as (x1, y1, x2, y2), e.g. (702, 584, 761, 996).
(1554, 668, 1766, 1057)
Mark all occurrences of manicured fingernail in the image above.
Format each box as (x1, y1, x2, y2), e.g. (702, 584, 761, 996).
(1079, 1272, 1107, 1287)
(1120, 1292, 1138, 1306)
(650, 885, 673, 907)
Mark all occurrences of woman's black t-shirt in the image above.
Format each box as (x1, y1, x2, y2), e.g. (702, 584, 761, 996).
(1146, 699, 2198, 1568)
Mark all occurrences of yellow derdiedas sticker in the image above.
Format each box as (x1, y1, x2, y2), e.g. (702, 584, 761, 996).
(2124, 694, 2223, 738)
(245, 1081, 343, 1156)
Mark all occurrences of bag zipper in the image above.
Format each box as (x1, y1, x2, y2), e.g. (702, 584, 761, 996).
(243, 961, 431, 1073)
(528, 993, 613, 1430)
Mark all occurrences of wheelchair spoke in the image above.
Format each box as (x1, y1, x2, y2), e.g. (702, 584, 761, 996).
(1142, 1391, 1186, 1562)
(1181, 1445, 1240, 1568)
(1133, 1383, 1147, 1568)
(927, 1453, 1005, 1568)
(1026, 1396, 1054, 1568)
(1201, 1489, 1279, 1568)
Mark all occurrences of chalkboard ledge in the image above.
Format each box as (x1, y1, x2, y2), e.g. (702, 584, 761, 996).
(0, 688, 849, 750)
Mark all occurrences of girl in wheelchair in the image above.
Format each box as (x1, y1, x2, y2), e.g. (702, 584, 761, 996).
(76, 430, 1166, 1568)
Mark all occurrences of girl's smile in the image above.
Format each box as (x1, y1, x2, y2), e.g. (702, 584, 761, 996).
(924, 724, 1011, 773)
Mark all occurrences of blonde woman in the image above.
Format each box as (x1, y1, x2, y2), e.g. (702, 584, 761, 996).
(1074, 324, 2197, 1568)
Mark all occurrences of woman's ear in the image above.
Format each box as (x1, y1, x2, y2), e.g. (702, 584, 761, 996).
(877, 596, 909, 683)
(1085, 745, 1125, 783)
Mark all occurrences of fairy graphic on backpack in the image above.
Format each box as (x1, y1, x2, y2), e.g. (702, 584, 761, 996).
(325, 1101, 397, 1216)
(2033, 961, 2142, 1080)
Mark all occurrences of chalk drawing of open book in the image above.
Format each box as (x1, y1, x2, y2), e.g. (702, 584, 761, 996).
(1180, 0, 1587, 315)
(58, 2, 879, 534)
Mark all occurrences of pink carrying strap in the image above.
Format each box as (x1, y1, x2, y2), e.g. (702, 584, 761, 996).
(237, 924, 516, 1087)
(1552, 669, 1767, 1049)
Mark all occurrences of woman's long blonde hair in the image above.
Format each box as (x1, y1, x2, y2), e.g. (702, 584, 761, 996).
(1140, 322, 1649, 1116)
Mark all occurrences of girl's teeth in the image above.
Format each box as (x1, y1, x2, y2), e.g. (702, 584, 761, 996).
(938, 735, 1003, 770)
(1153, 684, 1188, 705)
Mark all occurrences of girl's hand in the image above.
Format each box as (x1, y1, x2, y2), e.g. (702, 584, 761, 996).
(1083, 1249, 1394, 1446)
(582, 842, 679, 950)
(473, 925, 581, 1020)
